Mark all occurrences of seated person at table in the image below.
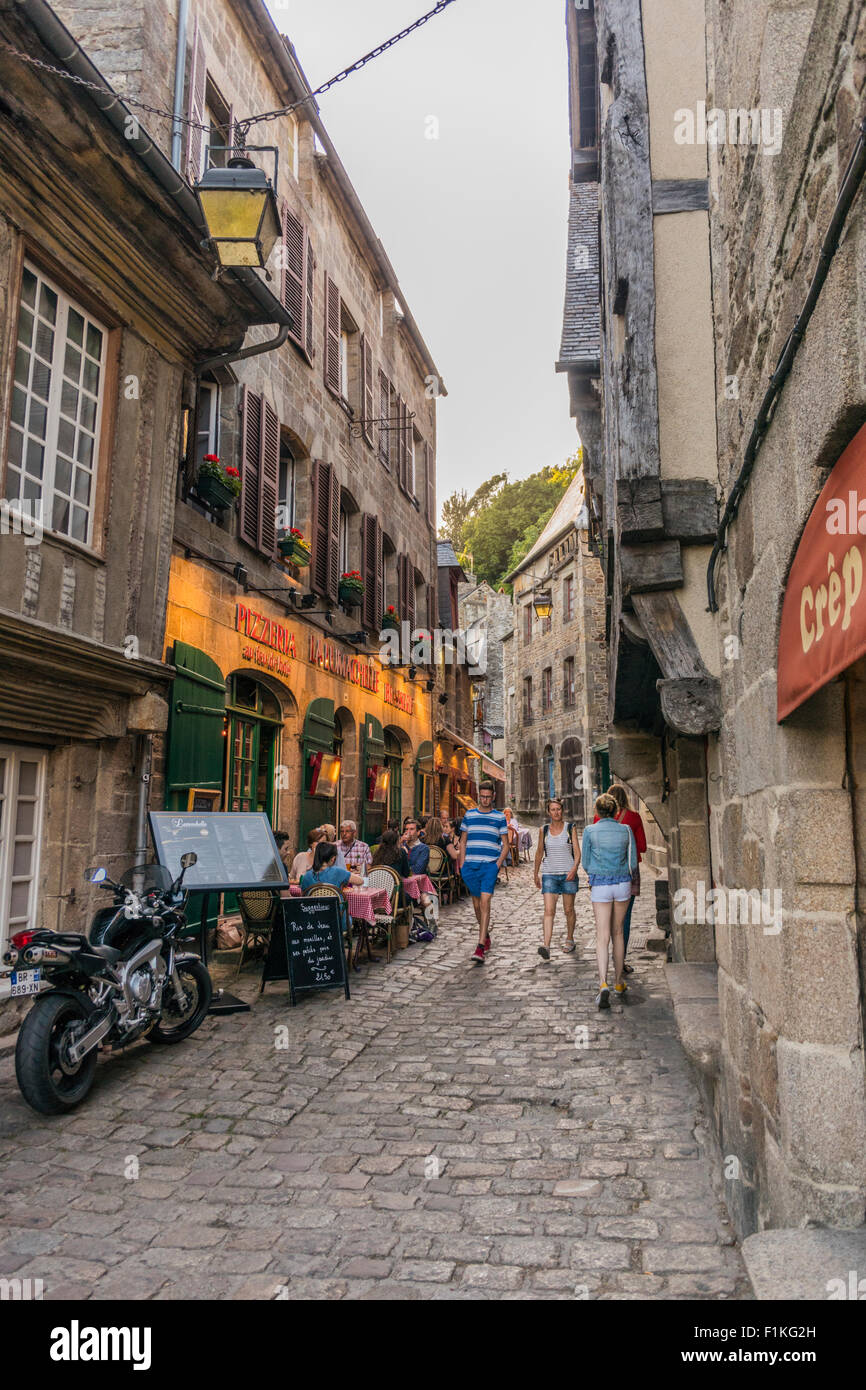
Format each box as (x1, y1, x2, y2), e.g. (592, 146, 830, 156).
(318, 822, 347, 870)
(289, 827, 324, 883)
(300, 841, 364, 894)
(404, 818, 435, 925)
(340, 819, 372, 874)
(274, 830, 292, 872)
(428, 816, 460, 875)
(371, 830, 411, 878)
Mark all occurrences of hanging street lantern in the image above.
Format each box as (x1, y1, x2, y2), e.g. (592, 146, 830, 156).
(194, 150, 281, 269)
(532, 589, 553, 620)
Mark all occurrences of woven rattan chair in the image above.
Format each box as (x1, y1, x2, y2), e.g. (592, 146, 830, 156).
(235, 890, 280, 977)
(366, 867, 401, 963)
(304, 882, 354, 971)
(425, 844, 454, 906)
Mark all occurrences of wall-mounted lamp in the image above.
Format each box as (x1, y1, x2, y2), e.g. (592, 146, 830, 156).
(194, 150, 281, 269)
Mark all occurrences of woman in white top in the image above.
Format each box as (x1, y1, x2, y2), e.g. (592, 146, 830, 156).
(533, 797, 581, 960)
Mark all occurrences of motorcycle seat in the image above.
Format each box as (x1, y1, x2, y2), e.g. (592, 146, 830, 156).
(88, 944, 123, 963)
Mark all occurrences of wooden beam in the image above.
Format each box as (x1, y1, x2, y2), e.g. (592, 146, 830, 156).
(631, 590, 707, 677)
(660, 480, 718, 542)
(617, 476, 664, 539)
(620, 541, 683, 594)
(658, 677, 721, 735)
(597, 0, 661, 483)
(652, 179, 710, 214)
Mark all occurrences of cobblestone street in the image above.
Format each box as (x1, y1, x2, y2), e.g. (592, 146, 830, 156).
(0, 864, 751, 1300)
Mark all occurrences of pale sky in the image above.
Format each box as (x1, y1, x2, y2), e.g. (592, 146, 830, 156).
(264, 0, 579, 514)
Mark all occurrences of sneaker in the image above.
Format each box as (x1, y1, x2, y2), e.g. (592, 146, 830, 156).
(472, 945, 485, 965)
(596, 984, 610, 1009)
(483, 935, 492, 954)
(538, 945, 550, 961)
(615, 982, 628, 997)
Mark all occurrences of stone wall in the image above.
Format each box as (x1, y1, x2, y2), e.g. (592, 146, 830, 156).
(704, 0, 866, 1233)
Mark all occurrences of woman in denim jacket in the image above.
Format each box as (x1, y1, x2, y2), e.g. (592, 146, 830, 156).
(581, 793, 637, 1009)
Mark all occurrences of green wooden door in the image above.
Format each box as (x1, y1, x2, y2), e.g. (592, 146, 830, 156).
(362, 713, 386, 844)
(301, 698, 336, 843)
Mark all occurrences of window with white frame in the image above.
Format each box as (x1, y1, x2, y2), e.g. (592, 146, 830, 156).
(277, 439, 295, 533)
(7, 264, 106, 546)
(195, 380, 220, 471)
(0, 746, 46, 957)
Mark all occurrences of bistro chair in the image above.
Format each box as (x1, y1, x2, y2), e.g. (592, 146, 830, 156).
(370, 864, 412, 938)
(235, 890, 280, 977)
(365, 867, 400, 964)
(426, 844, 454, 906)
(304, 882, 354, 972)
(507, 826, 520, 868)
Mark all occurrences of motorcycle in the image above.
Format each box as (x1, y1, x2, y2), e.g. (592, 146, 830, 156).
(2, 852, 211, 1114)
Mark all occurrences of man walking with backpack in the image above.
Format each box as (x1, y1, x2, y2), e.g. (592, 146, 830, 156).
(459, 782, 509, 965)
(533, 797, 582, 960)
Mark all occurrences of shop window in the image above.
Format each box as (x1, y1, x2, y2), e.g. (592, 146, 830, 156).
(226, 675, 281, 818)
(7, 263, 106, 547)
(0, 746, 46, 956)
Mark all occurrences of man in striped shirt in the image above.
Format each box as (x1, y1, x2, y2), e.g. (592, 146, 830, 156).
(458, 782, 509, 965)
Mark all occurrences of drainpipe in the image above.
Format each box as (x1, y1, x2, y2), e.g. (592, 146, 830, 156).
(170, 0, 190, 172)
(134, 734, 153, 868)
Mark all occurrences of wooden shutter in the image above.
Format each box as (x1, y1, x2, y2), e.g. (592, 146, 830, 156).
(374, 523, 384, 625)
(324, 273, 341, 396)
(260, 400, 279, 556)
(425, 441, 436, 529)
(360, 335, 374, 446)
(378, 371, 390, 466)
(361, 514, 376, 629)
(281, 207, 306, 353)
(397, 399, 408, 491)
(426, 582, 436, 634)
(405, 558, 416, 631)
(186, 19, 206, 182)
(311, 460, 338, 601)
(239, 385, 261, 549)
(306, 239, 315, 361)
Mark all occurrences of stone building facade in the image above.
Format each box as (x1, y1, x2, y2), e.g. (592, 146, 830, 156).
(51, 0, 444, 859)
(458, 578, 512, 767)
(0, 1, 281, 1018)
(504, 472, 608, 829)
(560, 0, 866, 1239)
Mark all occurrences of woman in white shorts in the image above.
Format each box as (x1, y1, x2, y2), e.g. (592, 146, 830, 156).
(580, 793, 637, 1009)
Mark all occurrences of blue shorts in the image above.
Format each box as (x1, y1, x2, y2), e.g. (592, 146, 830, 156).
(541, 873, 578, 896)
(460, 860, 500, 897)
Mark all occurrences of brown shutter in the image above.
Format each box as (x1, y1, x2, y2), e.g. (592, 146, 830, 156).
(327, 468, 340, 600)
(361, 514, 375, 629)
(239, 386, 261, 549)
(426, 582, 436, 634)
(426, 441, 436, 529)
(374, 522, 384, 626)
(305, 239, 315, 361)
(311, 460, 330, 596)
(398, 399, 408, 491)
(378, 369, 391, 467)
(360, 335, 374, 446)
(260, 401, 279, 556)
(406, 559, 416, 631)
(186, 19, 206, 182)
(281, 207, 305, 352)
(324, 273, 341, 396)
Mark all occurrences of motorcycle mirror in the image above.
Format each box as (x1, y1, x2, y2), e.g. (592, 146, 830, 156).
(180, 852, 198, 869)
(86, 867, 107, 884)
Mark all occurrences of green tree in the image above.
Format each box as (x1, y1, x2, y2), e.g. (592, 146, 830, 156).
(439, 473, 506, 555)
(506, 506, 556, 577)
(462, 453, 581, 588)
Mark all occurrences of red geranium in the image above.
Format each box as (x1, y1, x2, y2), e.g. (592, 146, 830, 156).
(202, 453, 220, 463)
(224, 466, 240, 478)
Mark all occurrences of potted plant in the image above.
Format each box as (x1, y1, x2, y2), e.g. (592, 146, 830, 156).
(381, 604, 400, 632)
(277, 527, 312, 565)
(196, 454, 240, 511)
(338, 570, 364, 607)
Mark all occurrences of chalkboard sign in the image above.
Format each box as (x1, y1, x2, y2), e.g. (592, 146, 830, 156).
(148, 812, 287, 892)
(261, 897, 350, 1006)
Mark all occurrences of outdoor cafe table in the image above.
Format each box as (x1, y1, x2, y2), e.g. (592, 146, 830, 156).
(285, 883, 391, 926)
(403, 874, 436, 901)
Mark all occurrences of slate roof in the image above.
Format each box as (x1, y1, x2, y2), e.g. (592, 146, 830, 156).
(558, 181, 601, 367)
(437, 539, 464, 572)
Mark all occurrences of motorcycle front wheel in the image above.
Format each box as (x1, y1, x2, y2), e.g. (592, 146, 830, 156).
(15, 992, 98, 1114)
(147, 959, 212, 1044)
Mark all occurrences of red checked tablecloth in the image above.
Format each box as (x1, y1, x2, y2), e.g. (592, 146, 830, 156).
(403, 874, 435, 901)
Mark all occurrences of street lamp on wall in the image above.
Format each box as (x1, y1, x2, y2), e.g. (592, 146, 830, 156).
(194, 149, 282, 269)
(532, 589, 553, 620)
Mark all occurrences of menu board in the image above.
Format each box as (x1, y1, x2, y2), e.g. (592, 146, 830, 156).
(262, 897, 349, 1005)
(148, 812, 287, 892)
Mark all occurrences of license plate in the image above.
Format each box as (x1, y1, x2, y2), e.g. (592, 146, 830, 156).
(10, 969, 41, 997)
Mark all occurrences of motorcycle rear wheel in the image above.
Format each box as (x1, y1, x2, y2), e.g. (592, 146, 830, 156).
(147, 959, 212, 1044)
(15, 992, 98, 1114)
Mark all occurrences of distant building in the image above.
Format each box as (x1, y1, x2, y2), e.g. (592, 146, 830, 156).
(458, 578, 512, 767)
(504, 472, 607, 828)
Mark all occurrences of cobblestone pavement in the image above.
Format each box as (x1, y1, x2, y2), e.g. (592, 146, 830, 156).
(0, 863, 751, 1300)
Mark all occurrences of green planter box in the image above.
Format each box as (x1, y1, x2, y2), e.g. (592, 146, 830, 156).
(339, 583, 363, 608)
(197, 474, 234, 510)
(278, 537, 311, 565)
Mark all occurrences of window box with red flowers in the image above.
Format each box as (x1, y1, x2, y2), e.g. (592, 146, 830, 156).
(381, 605, 400, 632)
(277, 527, 311, 565)
(196, 454, 240, 511)
(338, 571, 364, 607)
